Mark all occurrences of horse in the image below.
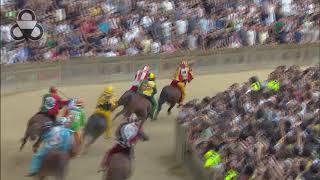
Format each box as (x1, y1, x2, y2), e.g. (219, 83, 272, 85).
(20, 113, 53, 151)
(101, 147, 133, 180)
(81, 113, 107, 153)
(154, 84, 181, 120)
(20, 99, 77, 151)
(100, 124, 149, 180)
(32, 125, 79, 180)
(122, 93, 152, 129)
(35, 150, 70, 180)
(112, 90, 137, 121)
(112, 89, 152, 128)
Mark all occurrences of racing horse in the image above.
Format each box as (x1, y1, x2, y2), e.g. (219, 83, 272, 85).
(32, 126, 79, 180)
(35, 150, 70, 180)
(112, 90, 137, 121)
(154, 84, 181, 120)
(20, 113, 53, 151)
(20, 98, 75, 151)
(99, 122, 149, 180)
(81, 113, 107, 153)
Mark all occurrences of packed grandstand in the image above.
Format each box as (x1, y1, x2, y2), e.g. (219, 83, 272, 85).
(178, 65, 320, 179)
(1, 0, 319, 64)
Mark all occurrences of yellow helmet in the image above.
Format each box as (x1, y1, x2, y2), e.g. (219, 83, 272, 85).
(149, 72, 155, 80)
(104, 86, 114, 94)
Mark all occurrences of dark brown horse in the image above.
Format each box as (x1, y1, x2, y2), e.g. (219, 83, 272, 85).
(112, 89, 152, 128)
(113, 90, 137, 121)
(122, 93, 152, 129)
(35, 150, 70, 180)
(34, 132, 79, 180)
(20, 113, 53, 151)
(154, 85, 181, 120)
(101, 147, 133, 180)
(100, 124, 149, 180)
(81, 113, 107, 153)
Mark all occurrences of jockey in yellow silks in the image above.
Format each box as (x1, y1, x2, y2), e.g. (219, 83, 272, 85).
(171, 60, 194, 106)
(95, 86, 118, 139)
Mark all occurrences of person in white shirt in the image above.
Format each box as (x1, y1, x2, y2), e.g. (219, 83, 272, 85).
(247, 28, 256, 46)
(161, 0, 174, 12)
(140, 15, 153, 29)
(176, 17, 188, 36)
(1, 24, 12, 42)
(149, 2, 158, 15)
(161, 19, 172, 42)
(151, 40, 161, 54)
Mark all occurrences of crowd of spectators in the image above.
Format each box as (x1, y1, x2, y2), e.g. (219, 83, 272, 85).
(177, 65, 320, 179)
(1, 0, 320, 64)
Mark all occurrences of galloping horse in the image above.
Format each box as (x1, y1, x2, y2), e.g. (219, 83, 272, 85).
(32, 126, 79, 180)
(112, 90, 136, 121)
(20, 113, 52, 151)
(154, 84, 181, 120)
(35, 150, 70, 180)
(113, 90, 152, 128)
(81, 113, 107, 153)
(20, 98, 76, 151)
(99, 123, 149, 180)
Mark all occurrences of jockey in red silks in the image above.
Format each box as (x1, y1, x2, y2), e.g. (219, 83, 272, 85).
(38, 86, 70, 122)
(130, 65, 150, 92)
(171, 60, 194, 106)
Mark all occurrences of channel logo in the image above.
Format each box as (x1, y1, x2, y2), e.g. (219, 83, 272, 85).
(10, 9, 43, 41)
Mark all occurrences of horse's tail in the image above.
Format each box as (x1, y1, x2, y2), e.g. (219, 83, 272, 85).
(157, 86, 169, 112)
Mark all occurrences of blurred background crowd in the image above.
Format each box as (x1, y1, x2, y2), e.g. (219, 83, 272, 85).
(178, 65, 320, 179)
(1, 0, 319, 64)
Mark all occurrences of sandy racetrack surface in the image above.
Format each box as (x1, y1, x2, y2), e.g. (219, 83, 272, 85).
(1, 69, 277, 180)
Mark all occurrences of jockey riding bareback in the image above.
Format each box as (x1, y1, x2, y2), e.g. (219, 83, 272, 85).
(39, 86, 70, 122)
(26, 117, 73, 177)
(138, 72, 158, 119)
(171, 61, 194, 106)
(95, 86, 118, 139)
(63, 99, 86, 146)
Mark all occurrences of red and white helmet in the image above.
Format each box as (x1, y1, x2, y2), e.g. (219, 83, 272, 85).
(118, 122, 141, 147)
(142, 65, 150, 71)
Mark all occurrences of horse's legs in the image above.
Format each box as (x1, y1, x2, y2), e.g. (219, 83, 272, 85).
(167, 103, 175, 115)
(20, 135, 28, 151)
(154, 101, 164, 120)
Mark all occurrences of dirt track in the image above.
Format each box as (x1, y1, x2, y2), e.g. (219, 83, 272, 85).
(1, 69, 276, 180)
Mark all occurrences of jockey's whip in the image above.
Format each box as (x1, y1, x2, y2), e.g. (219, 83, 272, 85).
(58, 90, 71, 99)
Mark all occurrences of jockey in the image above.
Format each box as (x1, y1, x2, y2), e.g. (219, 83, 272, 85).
(26, 117, 73, 177)
(63, 99, 86, 146)
(171, 61, 194, 106)
(39, 86, 70, 122)
(95, 85, 118, 139)
(138, 72, 157, 119)
(130, 65, 150, 92)
(99, 121, 141, 171)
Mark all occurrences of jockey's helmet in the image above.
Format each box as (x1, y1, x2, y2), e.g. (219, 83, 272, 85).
(75, 99, 84, 107)
(49, 86, 57, 93)
(118, 122, 140, 147)
(104, 86, 114, 94)
(142, 65, 150, 71)
(148, 73, 155, 80)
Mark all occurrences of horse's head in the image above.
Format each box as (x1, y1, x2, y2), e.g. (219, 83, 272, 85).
(118, 90, 135, 106)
